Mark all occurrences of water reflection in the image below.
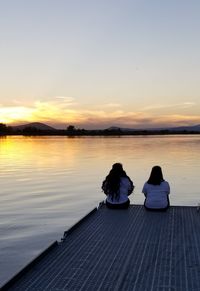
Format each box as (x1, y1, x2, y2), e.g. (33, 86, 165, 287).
(0, 135, 200, 285)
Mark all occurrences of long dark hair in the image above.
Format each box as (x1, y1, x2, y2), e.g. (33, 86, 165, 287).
(102, 163, 131, 200)
(147, 165, 164, 185)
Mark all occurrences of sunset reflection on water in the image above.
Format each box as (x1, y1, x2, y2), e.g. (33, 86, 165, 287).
(1, 135, 200, 206)
(0, 135, 200, 284)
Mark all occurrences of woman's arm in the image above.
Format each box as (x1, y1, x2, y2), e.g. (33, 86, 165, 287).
(127, 178, 134, 196)
(102, 180, 108, 195)
(142, 183, 147, 197)
(166, 182, 170, 195)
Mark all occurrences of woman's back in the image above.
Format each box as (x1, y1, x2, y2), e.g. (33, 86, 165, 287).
(142, 181, 170, 209)
(106, 177, 133, 204)
(142, 165, 170, 210)
(102, 163, 134, 209)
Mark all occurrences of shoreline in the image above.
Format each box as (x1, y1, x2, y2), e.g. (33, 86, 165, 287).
(1, 131, 200, 137)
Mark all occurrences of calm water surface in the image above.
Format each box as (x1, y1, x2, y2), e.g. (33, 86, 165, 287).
(0, 135, 200, 285)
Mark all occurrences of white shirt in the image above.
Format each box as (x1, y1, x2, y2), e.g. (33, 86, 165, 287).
(142, 181, 170, 209)
(106, 177, 133, 204)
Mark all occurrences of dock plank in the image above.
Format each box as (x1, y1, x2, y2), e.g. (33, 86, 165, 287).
(2, 205, 200, 291)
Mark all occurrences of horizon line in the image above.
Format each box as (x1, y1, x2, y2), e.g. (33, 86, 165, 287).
(3, 121, 200, 131)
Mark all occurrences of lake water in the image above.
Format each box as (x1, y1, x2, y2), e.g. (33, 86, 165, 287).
(0, 135, 200, 285)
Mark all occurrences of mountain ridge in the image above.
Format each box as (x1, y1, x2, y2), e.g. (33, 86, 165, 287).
(12, 122, 56, 131)
(10, 122, 200, 132)
(108, 124, 200, 132)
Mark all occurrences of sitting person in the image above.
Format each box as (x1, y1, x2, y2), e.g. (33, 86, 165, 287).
(102, 163, 134, 209)
(142, 165, 170, 211)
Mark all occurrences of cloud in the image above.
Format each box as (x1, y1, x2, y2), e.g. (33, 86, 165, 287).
(72, 111, 200, 129)
(2, 99, 200, 129)
(55, 96, 74, 100)
(55, 96, 74, 102)
(102, 103, 122, 108)
(182, 102, 196, 108)
(54, 96, 77, 106)
(142, 102, 196, 111)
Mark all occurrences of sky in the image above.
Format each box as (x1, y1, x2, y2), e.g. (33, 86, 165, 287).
(0, 0, 200, 129)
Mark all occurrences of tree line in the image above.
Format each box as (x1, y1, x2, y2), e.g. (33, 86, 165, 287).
(0, 123, 200, 136)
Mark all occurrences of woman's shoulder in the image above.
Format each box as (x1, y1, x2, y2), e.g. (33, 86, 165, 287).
(143, 181, 148, 187)
(161, 180, 170, 188)
(162, 180, 169, 185)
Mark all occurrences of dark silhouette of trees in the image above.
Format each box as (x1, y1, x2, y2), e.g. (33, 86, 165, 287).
(1, 122, 200, 136)
(0, 123, 7, 131)
(22, 126, 41, 135)
(66, 125, 77, 135)
(66, 125, 76, 132)
(0, 123, 13, 135)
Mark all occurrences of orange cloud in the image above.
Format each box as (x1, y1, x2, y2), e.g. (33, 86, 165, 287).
(1, 99, 200, 129)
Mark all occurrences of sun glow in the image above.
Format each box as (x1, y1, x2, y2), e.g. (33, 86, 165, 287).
(0, 101, 79, 126)
(0, 106, 34, 124)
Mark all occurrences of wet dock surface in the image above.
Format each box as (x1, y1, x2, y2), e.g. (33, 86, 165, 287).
(2, 205, 200, 290)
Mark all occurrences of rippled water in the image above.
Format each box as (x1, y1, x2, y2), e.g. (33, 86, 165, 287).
(0, 135, 200, 285)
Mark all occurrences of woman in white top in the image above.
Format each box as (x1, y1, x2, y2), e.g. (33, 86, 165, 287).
(102, 163, 134, 209)
(142, 165, 170, 211)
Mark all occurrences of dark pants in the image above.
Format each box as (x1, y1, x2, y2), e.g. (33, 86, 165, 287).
(144, 205, 169, 212)
(106, 199, 130, 209)
(144, 197, 170, 211)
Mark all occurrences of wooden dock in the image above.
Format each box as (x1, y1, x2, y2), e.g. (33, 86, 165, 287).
(2, 204, 200, 290)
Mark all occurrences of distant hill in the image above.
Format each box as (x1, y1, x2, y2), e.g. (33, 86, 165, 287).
(13, 122, 56, 131)
(107, 124, 200, 132)
(10, 122, 200, 134)
(168, 124, 200, 132)
(107, 126, 136, 131)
